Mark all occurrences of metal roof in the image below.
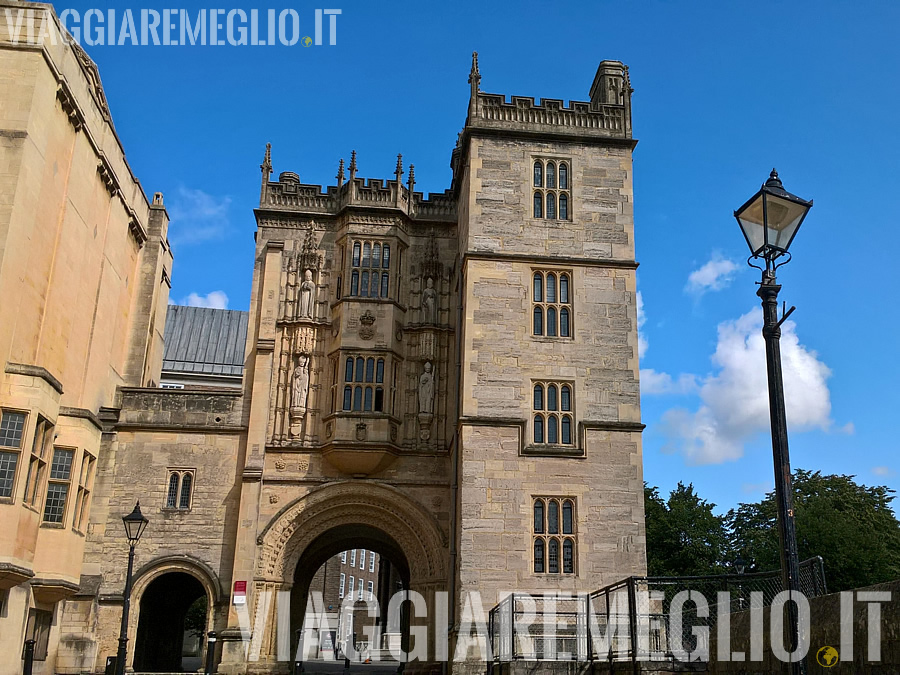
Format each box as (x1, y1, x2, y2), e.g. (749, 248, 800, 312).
(162, 305, 249, 377)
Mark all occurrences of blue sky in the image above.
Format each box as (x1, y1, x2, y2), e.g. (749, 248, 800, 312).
(62, 0, 900, 512)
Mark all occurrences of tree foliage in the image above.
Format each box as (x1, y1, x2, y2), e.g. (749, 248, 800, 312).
(726, 469, 900, 592)
(644, 482, 730, 577)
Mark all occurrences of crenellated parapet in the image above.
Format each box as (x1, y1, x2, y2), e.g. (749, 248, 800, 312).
(259, 152, 458, 222)
(463, 55, 632, 141)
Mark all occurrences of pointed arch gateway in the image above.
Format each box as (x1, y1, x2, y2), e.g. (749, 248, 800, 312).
(253, 481, 448, 665)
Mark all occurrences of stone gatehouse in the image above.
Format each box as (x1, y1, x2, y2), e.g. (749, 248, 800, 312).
(0, 9, 646, 671)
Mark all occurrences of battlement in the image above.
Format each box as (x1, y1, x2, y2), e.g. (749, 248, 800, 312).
(261, 166, 457, 222)
(465, 56, 632, 140)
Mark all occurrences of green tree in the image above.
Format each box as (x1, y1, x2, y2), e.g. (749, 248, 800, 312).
(644, 482, 730, 576)
(727, 469, 900, 592)
(184, 596, 207, 639)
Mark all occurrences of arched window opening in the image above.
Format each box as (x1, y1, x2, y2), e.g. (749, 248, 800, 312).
(533, 307, 543, 336)
(548, 415, 558, 444)
(546, 162, 556, 188)
(548, 539, 560, 574)
(533, 161, 543, 187)
(533, 273, 543, 302)
(563, 539, 574, 574)
(533, 192, 543, 219)
(534, 539, 545, 573)
(559, 163, 568, 189)
(533, 385, 544, 411)
(562, 501, 574, 534)
(178, 473, 192, 509)
(560, 308, 570, 337)
(547, 385, 558, 411)
(533, 415, 544, 444)
(534, 500, 544, 534)
(548, 500, 559, 534)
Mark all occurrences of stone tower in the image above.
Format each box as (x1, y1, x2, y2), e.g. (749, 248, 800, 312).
(46, 54, 645, 675)
(450, 54, 645, 670)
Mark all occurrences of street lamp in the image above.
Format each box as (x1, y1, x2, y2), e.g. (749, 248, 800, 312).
(734, 169, 813, 675)
(115, 501, 149, 675)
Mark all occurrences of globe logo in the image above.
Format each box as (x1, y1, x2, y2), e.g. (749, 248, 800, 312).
(301, 36, 312, 47)
(816, 646, 839, 667)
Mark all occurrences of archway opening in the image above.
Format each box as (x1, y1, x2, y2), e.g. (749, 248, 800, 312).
(290, 524, 411, 665)
(133, 572, 208, 672)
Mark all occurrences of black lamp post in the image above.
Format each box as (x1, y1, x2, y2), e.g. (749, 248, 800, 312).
(115, 501, 149, 675)
(734, 169, 813, 674)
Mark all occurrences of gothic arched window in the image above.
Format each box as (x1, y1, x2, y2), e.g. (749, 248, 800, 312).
(533, 384, 544, 411)
(558, 163, 568, 189)
(559, 193, 568, 220)
(548, 538, 560, 574)
(546, 162, 556, 189)
(563, 539, 574, 574)
(533, 415, 544, 444)
(546, 192, 556, 219)
(534, 539, 545, 573)
(533, 307, 543, 336)
(533, 192, 543, 219)
(534, 500, 544, 533)
(178, 473, 192, 509)
(533, 161, 543, 187)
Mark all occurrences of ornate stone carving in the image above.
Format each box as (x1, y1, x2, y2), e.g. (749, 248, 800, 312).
(355, 423, 367, 441)
(422, 277, 437, 324)
(418, 362, 435, 415)
(298, 270, 316, 318)
(255, 481, 448, 584)
(269, 494, 279, 504)
(298, 459, 310, 471)
(289, 354, 309, 438)
(275, 459, 286, 471)
(418, 362, 435, 441)
(358, 311, 376, 340)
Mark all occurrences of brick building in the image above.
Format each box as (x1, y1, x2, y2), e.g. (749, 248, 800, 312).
(0, 4, 646, 673)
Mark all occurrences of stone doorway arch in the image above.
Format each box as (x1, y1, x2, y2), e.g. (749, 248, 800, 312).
(128, 557, 221, 673)
(253, 481, 448, 669)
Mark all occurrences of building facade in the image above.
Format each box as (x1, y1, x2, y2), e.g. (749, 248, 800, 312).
(0, 3, 171, 673)
(0, 5, 646, 673)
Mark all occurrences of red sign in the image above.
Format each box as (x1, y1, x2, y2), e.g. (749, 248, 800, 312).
(233, 581, 247, 604)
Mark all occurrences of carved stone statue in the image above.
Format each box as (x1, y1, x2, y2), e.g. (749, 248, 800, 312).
(291, 355, 310, 411)
(422, 277, 437, 324)
(299, 270, 316, 319)
(418, 361, 435, 415)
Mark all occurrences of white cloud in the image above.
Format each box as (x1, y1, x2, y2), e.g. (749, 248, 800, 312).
(661, 309, 833, 465)
(685, 253, 739, 296)
(636, 291, 648, 358)
(641, 368, 698, 396)
(167, 186, 232, 246)
(872, 466, 895, 478)
(839, 422, 855, 435)
(181, 291, 229, 309)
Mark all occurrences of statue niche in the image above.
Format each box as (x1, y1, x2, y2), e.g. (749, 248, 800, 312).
(418, 361, 435, 441)
(422, 277, 437, 324)
(298, 270, 316, 319)
(289, 354, 310, 438)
